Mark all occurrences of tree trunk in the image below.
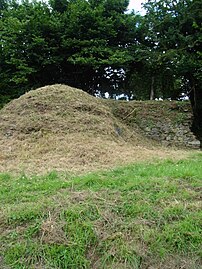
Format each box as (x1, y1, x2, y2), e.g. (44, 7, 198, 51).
(189, 77, 202, 148)
(150, 76, 155, 100)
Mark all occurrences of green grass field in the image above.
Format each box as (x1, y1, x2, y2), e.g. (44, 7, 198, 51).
(1, 153, 202, 269)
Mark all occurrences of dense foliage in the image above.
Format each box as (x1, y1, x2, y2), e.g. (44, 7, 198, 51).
(0, 0, 136, 99)
(0, 0, 201, 142)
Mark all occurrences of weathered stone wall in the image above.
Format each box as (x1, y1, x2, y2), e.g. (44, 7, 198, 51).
(134, 103, 200, 149)
(141, 118, 200, 148)
(110, 100, 200, 149)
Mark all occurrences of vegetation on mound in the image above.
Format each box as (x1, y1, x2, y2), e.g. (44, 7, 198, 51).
(0, 154, 202, 269)
(108, 100, 192, 126)
(1, 84, 189, 175)
(0, 84, 118, 138)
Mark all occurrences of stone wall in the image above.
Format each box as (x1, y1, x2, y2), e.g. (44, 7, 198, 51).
(141, 118, 200, 148)
(135, 103, 200, 149)
(110, 100, 201, 149)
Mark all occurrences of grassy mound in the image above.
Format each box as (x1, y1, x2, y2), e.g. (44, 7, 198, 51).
(0, 84, 187, 174)
(0, 84, 133, 139)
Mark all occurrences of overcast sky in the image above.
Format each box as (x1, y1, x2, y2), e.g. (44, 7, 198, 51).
(128, 0, 146, 13)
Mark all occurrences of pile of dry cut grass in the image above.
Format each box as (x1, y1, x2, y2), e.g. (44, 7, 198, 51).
(0, 84, 186, 174)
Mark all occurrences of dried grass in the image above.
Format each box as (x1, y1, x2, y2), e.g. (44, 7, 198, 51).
(40, 212, 67, 245)
(0, 84, 190, 175)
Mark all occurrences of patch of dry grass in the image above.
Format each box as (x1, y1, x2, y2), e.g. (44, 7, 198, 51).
(0, 84, 191, 174)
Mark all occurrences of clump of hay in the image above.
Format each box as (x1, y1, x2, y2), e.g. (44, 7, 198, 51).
(0, 84, 185, 174)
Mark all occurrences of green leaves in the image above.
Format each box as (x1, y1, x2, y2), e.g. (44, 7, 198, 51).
(0, 0, 138, 98)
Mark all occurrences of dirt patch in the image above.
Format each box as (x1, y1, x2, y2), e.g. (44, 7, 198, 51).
(0, 84, 190, 175)
(142, 255, 201, 269)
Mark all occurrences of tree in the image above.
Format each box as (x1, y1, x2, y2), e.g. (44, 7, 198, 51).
(0, 0, 64, 100)
(0, 0, 139, 100)
(57, 0, 136, 95)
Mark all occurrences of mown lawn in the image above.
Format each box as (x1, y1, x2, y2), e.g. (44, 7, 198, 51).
(0, 153, 202, 268)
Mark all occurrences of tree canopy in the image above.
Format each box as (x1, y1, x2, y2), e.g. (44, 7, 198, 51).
(0, 0, 138, 98)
